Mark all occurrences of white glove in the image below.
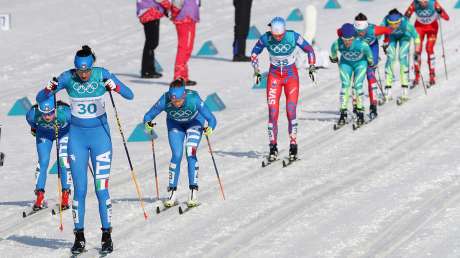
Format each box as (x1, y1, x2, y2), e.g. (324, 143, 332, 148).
(104, 79, 117, 91)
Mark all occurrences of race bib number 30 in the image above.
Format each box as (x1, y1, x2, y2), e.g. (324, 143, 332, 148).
(70, 96, 106, 119)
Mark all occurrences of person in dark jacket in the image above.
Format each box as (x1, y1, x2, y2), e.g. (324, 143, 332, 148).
(232, 0, 253, 62)
(137, 0, 171, 78)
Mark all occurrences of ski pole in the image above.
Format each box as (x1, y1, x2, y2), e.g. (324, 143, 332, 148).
(205, 134, 226, 200)
(88, 162, 94, 176)
(376, 58, 384, 87)
(375, 66, 386, 98)
(308, 67, 319, 87)
(0, 123, 4, 167)
(438, 18, 448, 80)
(108, 91, 148, 219)
(53, 95, 64, 231)
(150, 128, 160, 201)
(420, 72, 428, 95)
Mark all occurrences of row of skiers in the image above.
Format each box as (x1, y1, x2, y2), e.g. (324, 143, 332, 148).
(28, 45, 216, 254)
(249, 0, 449, 162)
(24, 0, 449, 255)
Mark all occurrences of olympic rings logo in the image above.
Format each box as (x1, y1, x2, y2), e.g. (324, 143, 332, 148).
(269, 44, 292, 54)
(72, 81, 99, 94)
(417, 9, 434, 17)
(40, 122, 66, 130)
(342, 51, 364, 61)
(169, 110, 194, 119)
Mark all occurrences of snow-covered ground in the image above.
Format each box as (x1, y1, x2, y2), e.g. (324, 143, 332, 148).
(0, 0, 459, 257)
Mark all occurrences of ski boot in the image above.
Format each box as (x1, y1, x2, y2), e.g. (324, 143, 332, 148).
(186, 186, 199, 208)
(333, 109, 347, 130)
(369, 104, 378, 120)
(429, 72, 436, 87)
(33, 189, 46, 211)
(61, 189, 71, 210)
(410, 78, 419, 89)
(164, 187, 177, 208)
(71, 229, 86, 255)
(357, 111, 365, 126)
(397, 86, 409, 105)
(352, 104, 358, 116)
(288, 144, 298, 162)
(141, 71, 162, 79)
(338, 109, 347, 125)
(384, 86, 393, 102)
(268, 144, 278, 162)
(100, 228, 113, 254)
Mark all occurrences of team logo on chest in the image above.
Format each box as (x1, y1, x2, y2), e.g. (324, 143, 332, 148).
(417, 9, 434, 17)
(169, 109, 194, 120)
(269, 43, 292, 54)
(72, 81, 99, 94)
(342, 50, 364, 61)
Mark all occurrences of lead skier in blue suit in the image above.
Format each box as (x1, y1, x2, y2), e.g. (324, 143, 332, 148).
(36, 45, 133, 255)
(143, 78, 217, 208)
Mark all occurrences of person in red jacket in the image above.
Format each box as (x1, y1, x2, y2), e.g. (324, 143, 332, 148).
(405, 0, 449, 86)
(137, 0, 171, 79)
(171, 0, 200, 86)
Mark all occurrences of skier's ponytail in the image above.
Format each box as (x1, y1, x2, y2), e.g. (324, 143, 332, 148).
(76, 45, 96, 62)
(355, 13, 367, 21)
(388, 8, 401, 16)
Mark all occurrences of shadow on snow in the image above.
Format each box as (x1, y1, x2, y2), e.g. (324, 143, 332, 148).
(7, 235, 71, 249)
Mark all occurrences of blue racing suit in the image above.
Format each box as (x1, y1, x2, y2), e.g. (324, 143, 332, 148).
(37, 67, 134, 231)
(26, 103, 72, 192)
(143, 89, 216, 190)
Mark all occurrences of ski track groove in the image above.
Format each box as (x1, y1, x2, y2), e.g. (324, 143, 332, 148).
(358, 180, 460, 258)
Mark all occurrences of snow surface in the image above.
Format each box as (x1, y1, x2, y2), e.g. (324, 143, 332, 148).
(0, 0, 459, 257)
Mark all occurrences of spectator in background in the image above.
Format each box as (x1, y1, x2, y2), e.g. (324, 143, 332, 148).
(137, 0, 171, 79)
(232, 0, 253, 62)
(171, 0, 200, 86)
